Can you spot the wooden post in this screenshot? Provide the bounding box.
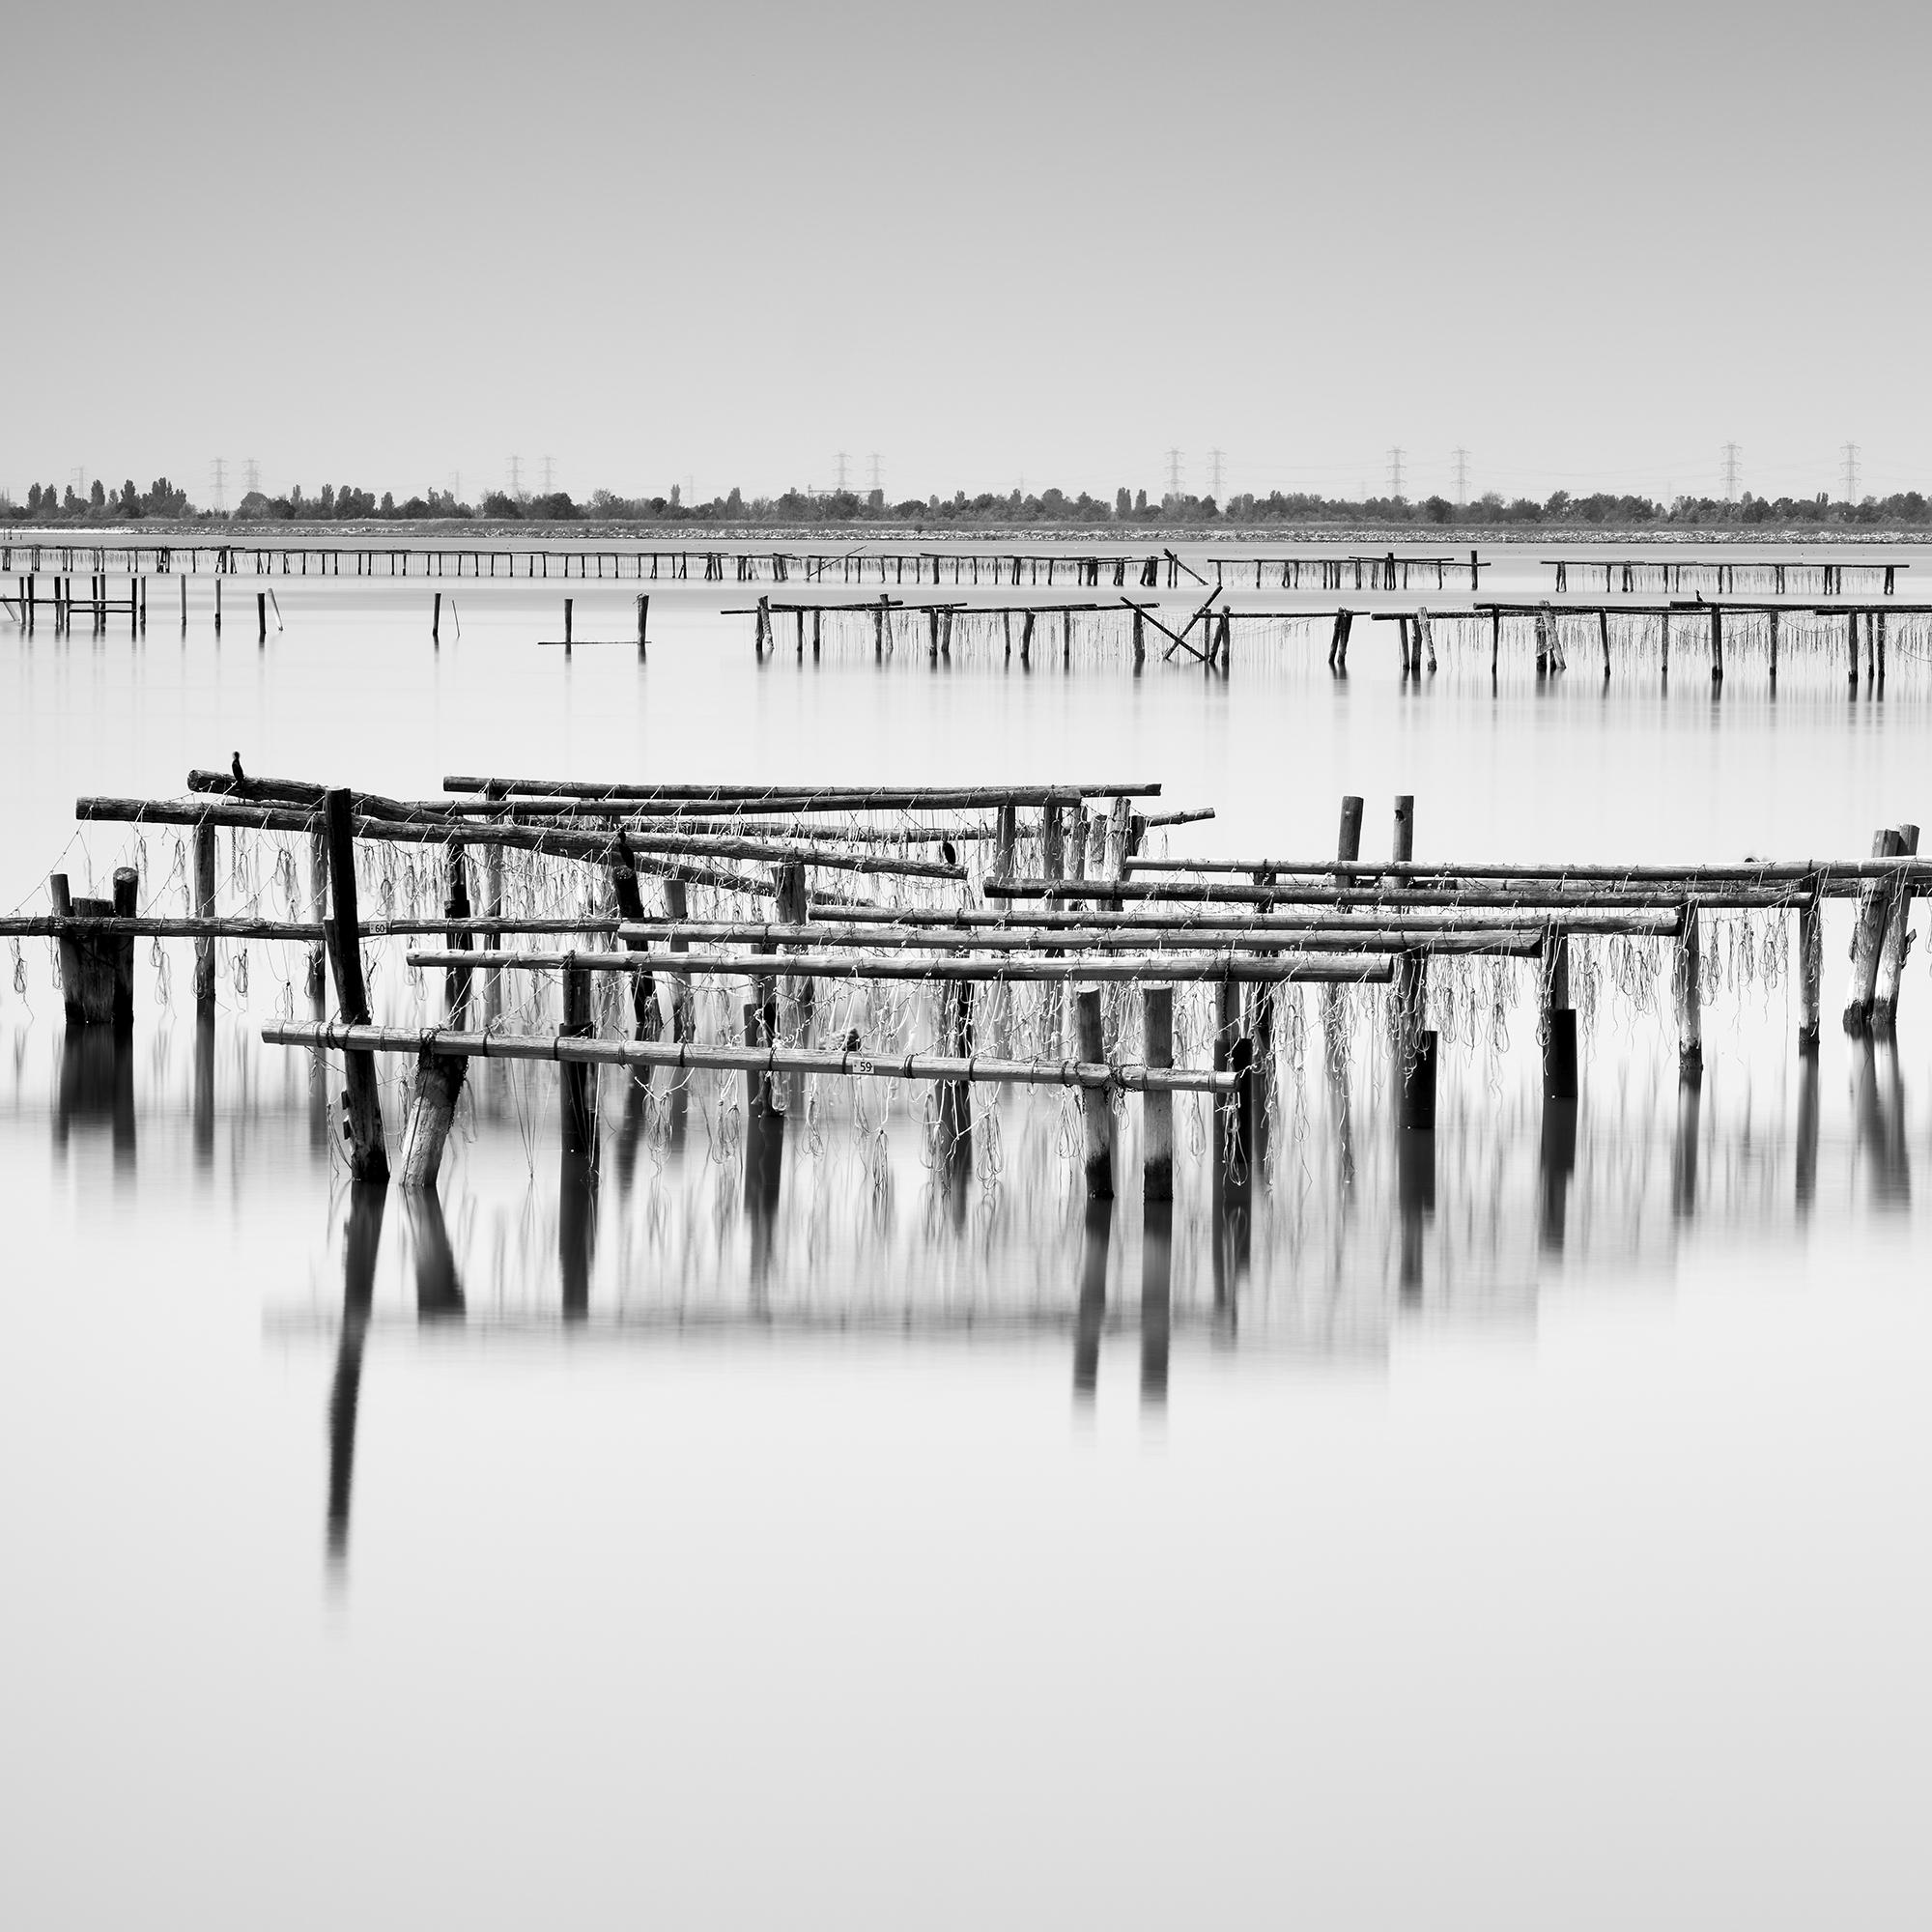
[559,959,598,1161]
[663,874,696,1039]
[1142,986,1174,1204]
[1797,878,1824,1052]
[257,591,267,643]
[1846,828,1908,1033]
[443,843,473,1024]
[564,596,574,652]
[306,827,328,998]
[1337,794,1364,863]
[1874,823,1919,1029]
[192,819,217,1012]
[214,578,221,633]
[775,859,812,1046]
[1848,611,1859,691]
[1673,899,1703,1080]
[936,980,974,1153]
[1710,606,1722,684]
[1541,926,1577,1100]
[433,591,441,642]
[637,592,650,660]
[1074,988,1114,1200]
[1599,610,1611,679]
[322,787,388,1182]
[1769,608,1778,684]
[610,864,660,1039]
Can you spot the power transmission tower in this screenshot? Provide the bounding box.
[1165,448,1182,497]
[244,458,260,496]
[1386,447,1406,497]
[868,452,882,494]
[834,451,850,492]
[1720,442,1742,500]
[1452,447,1470,506]
[1841,442,1861,502]
[541,455,554,493]
[1208,448,1225,497]
[450,472,461,501]
[509,455,522,496]
[210,458,226,513]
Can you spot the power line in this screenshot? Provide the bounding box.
[1451,447,1470,506]
[1386,447,1406,497]
[1841,442,1861,503]
[834,451,850,492]
[1208,448,1225,498]
[1720,442,1742,500]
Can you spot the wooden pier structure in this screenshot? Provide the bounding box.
[14,765,1925,1231]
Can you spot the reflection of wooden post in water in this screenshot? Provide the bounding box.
[1538,1101,1577,1255]
[407,1188,465,1320]
[1073,1199,1112,1400]
[559,1151,597,1321]
[1850,1039,1913,1208]
[55,1027,137,1167]
[193,1013,214,1170]
[327,1181,387,1570]
[1140,1202,1173,1406]
[1795,1051,1819,1218]
[1671,1078,1701,1221]
[1398,1128,1435,1305]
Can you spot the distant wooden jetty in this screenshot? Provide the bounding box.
[1545,556,1904,596]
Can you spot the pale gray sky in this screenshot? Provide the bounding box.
[5,0,1924,505]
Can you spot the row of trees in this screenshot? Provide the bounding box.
[11,480,1932,530]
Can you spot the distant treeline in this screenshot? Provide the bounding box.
[10,478,1932,531]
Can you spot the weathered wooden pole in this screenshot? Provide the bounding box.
[1846,827,1908,1033]
[637,592,650,660]
[1769,608,1779,684]
[1796,877,1824,1052]
[610,864,660,1038]
[322,787,388,1182]
[662,874,696,1039]
[192,819,217,1012]
[257,591,267,644]
[1074,987,1114,1199]
[1710,606,1722,684]
[1141,985,1174,1203]
[1541,925,1577,1100]
[1673,899,1703,1080]
[1873,823,1919,1029]
[559,959,598,1161]
[564,596,575,653]
[1337,794,1364,863]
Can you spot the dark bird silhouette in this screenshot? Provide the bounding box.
[843,1028,863,1053]
[231,753,245,788]
[941,839,957,867]
[615,826,635,867]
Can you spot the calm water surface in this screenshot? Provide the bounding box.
[4,543,1930,1927]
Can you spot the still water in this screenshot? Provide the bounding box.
[4,543,1930,1928]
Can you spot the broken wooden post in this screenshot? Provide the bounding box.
[192,819,217,1013]
[1846,828,1908,1034]
[1673,898,1703,1080]
[637,593,649,660]
[109,867,137,1033]
[1337,794,1364,863]
[1141,985,1174,1204]
[1074,987,1114,1199]
[322,786,388,1182]
[1874,823,1919,1029]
